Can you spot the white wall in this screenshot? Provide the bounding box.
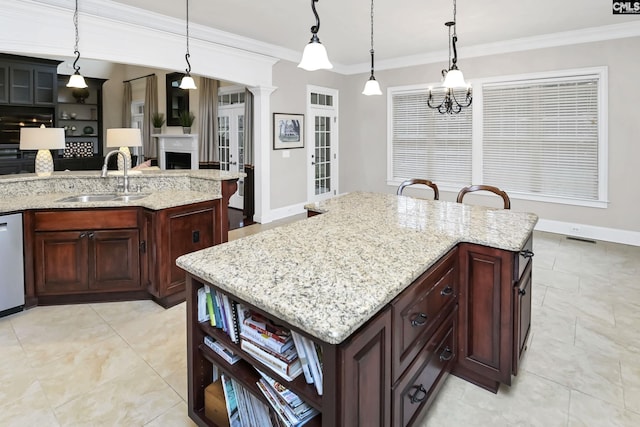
[339,37,640,238]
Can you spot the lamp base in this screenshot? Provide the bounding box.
[118,146,132,170]
[35,149,54,175]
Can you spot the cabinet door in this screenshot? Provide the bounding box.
[140,210,156,294]
[34,231,89,294]
[512,261,532,375]
[0,65,7,104]
[9,66,33,104]
[89,229,141,290]
[340,308,391,427]
[34,66,56,105]
[455,244,513,391]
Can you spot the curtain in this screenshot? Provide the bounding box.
[143,75,158,159]
[244,88,254,166]
[199,77,219,163]
[122,82,132,128]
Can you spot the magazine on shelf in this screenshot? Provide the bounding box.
[241,323,294,354]
[256,369,317,417]
[221,374,242,427]
[241,339,302,381]
[300,335,323,395]
[257,379,319,427]
[204,336,241,365]
[197,287,209,323]
[204,285,216,327]
[242,335,298,364]
[290,331,313,384]
[243,311,292,344]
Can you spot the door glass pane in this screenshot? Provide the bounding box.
[217,116,230,171]
[314,116,331,196]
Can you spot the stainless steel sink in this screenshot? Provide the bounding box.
[55,194,120,203]
[110,194,150,202]
[55,193,150,203]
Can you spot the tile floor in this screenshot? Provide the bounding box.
[0,224,638,426]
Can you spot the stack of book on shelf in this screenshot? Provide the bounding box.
[256,370,320,427]
[220,374,274,427]
[240,311,303,381]
[204,335,241,365]
[198,285,250,344]
[291,331,323,395]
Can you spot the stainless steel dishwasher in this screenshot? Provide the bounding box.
[0,213,25,317]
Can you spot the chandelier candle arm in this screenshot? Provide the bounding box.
[298,0,333,71]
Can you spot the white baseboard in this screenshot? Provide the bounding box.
[535,219,640,247]
[262,203,308,224]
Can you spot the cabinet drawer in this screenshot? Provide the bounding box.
[34,209,139,231]
[392,248,457,380]
[514,233,533,281]
[392,307,456,427]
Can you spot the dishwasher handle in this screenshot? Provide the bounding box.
[0,222,7,232]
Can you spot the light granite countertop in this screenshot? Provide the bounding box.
[177,192,538,345]
[0,169,242,214]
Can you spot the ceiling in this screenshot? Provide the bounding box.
[110,0,640,67]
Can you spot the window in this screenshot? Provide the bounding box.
[388,86,472,186]
[388,67,607,207]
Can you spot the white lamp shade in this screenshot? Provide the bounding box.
[19,127,65,150]
[179,75,197,90]
[106,128,142,148]
[298,41,333,71]
[362,78,382,96]
[66,73,88,89]
[442,69,467,88]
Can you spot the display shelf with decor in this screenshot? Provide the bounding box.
[56,75,106,158]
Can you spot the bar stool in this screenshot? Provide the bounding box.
[456,185,511,209]
[396,179,439,200]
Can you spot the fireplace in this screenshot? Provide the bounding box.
[156,134,199,170]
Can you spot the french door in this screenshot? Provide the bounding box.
[217,105,245,209]
[307,86,339,202]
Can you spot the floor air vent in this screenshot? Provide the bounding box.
[566,236,596,244]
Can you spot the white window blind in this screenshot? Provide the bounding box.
[483,77,600,201]
[390,89,472,185]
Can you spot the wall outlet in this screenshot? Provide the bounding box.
[569,225,581,234]
[192,230,200,243]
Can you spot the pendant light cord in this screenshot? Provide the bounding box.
[72,0,81,72]
[369,0,375,75]
[185,0,192,74]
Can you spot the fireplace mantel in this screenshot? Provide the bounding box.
[154,134,199,170]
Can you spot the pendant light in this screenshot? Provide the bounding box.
[362,0,382,96]
[427,0,472,114]
[66,0,88,89]
[298,0,333,71]
[179,0,197,90]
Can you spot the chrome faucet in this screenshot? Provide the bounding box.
[101,150,130,193]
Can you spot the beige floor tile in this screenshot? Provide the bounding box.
[54,363,182,426]
[620,355,640,414]
[543,287,616,326]
[163,366,189,402]
[145,401,197,427]
[0,380,60,426]
[33,334,149,408]
[530,304,576,345]
[568,390,640,427]
[90,299,166,326]
[535,267,580,292]
[525,335,624,407]
[575,316,640,360]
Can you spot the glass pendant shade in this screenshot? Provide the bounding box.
[67,72,88,88]
[298,41,333,71]
[442,69,467,88]
[179,74,197,90]
[362,77,382,96]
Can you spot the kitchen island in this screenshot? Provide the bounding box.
[177,192,538,426]
[0,169,241,308]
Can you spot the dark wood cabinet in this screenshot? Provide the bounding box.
[0,54,59,106]
[90,229,140,291]
[0,65,7,103]
[143,201,216,307]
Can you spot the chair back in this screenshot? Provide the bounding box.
[456,185,511,209]
[397,179,439,200]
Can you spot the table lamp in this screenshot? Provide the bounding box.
[106,128,142,170]
[19,125,66,175]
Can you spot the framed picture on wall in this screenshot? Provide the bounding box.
[273,113,304,149]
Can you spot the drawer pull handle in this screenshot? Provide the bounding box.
[519,249,534,258]
[439,346,453,362]
[88,232,95,240]
[410,313,428,327]
[408,384,427,404]
[440,286,453,296]
[519,288,526,296]
[79,232,87,238]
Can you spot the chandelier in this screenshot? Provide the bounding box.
[427,0,472,114]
